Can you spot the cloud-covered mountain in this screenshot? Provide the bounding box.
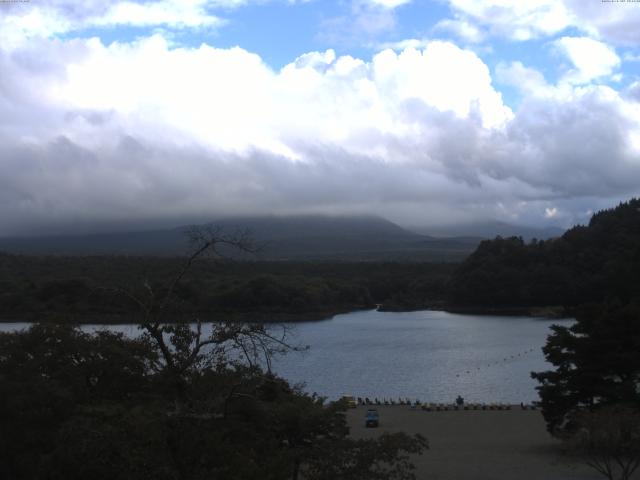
[0,215,481,260]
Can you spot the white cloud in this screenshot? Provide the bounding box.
[433,18,485,44]
[495,61,553,97]
[370,43,512,129]
[443,0,640,45]
[0,0,228,45]
[367,0,412,8]
[445,0,573,41]
[623,52,640,62]
[94,1,225,29]
[39,36,509,154]
[544,207,558,218]
[377,38,431,51]
[564,0,640,46]
[1,33,640,234]
[319,1,400,44]
[555,36,620,85]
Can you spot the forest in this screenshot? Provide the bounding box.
[0,256,453,322]
[449,198,640,310]
[2,199,640,322]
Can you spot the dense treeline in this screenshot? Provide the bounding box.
[449,198,640,308]
[0,255,453,321]
[4,198,640,320]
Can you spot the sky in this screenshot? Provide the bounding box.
[1,0,640,236]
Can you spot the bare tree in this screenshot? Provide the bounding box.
[111,225,302,382]
[568,405,640,480]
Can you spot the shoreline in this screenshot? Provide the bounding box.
[440,304,573,319]
[0,307,366,325]
[0,304,575,324]
[380,303,574,319]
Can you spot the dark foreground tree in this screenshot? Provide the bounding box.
[0,226,427,479]
[532,303,640,479]
[532,303,640,435]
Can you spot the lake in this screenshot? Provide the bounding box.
[0,309,569,404]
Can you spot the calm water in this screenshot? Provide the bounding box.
[0,309,569,403]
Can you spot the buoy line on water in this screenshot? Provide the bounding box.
[453,347,538,379]
[353,397,537,411]
[345,347,541,412]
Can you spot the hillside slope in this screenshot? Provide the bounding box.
[0,215,480,261]
[449,198,640,308]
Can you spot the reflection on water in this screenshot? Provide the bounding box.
[0,309,570,403]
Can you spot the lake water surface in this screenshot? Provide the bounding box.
[270,309,568,403]
[0,309,569,403]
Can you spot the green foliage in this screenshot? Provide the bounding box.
[0,257,453,320]
[0,323,427,479]
[531,304,640,434]
[0,324,157,479]
[303,432,428,480]
[450,198,640,308]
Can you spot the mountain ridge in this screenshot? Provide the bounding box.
[0,214,479,260]
[0,215,572,261]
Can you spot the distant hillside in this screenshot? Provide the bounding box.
[449,198,640,308]
[410,221,564,241]
[0,215,480,261]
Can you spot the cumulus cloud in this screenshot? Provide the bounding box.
[555,36,621,85]
[494,86,640,198]
[0,30,640,235]
[443,0,640,46]
[564,0,640,46]
[445,0,573,41]
[495,61,553,97]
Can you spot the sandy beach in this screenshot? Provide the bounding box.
[347,405,638,480]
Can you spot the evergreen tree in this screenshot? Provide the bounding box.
[532,304,640,434]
